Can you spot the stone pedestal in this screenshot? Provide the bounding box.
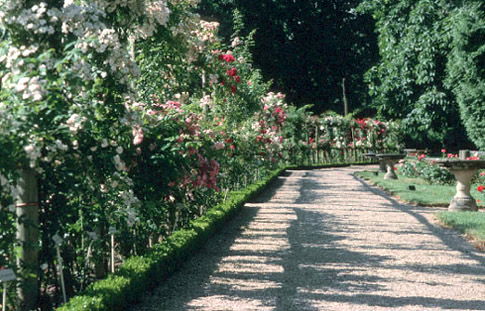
[448,168,478,211]
[379,160,387,173]
[376,154,405,180]
[383,159,399,179]
[363,152,388,173]
[432,157,485,211]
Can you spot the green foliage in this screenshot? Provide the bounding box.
[198,0,379,115]
[358,0,471,150]
[446,1,485,150]
[57,166,284,311]
[399,156,455,185]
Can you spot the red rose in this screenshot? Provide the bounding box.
[230,84,237,93]
[226,68,237,76]
[478,185,484,192]
[222,54,235,62]
[234,75,241,83]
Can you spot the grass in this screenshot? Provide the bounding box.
[355,169,485,249]
[354,170,456,206]
[437,212,485,249]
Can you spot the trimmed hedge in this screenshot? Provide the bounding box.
[57,162,371,310]
[57,166,285,311]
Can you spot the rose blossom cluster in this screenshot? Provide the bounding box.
[0,0,176,227]
[252,92,288,162]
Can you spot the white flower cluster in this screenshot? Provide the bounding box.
[134,1,171,39]
[199,95,212,108]
[1,2,56,35]
[261,92,286,106]
[188,20,219,57]
[14,76,46,101]
[231,36,242,48]
[24,142,42,169]
[65,113,87,135]
[0,0,179,224]
[1,0,172,87]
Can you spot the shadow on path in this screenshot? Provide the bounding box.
[272,170,485,310]
[133,169,485,311]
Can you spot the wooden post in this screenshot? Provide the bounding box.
[1,268,16,311]
[315,125,319,164]
[16,168,39,311]
[108,227,118,274]
[2,282,6,311]
[342,78,349,116]
[94,224,107,279]
[52,234,66,304]
[55,246,66,304]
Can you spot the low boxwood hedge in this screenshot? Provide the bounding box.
[57,162,370,310]
[57,166,285,311]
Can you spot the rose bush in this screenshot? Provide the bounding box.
[0,1,404,309]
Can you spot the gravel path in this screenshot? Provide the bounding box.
[133,166,485,311]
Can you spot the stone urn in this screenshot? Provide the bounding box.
[375,153,406,180]
[432,157,485,211]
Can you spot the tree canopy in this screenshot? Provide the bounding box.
[198,0,379,115]
[357,0,473,149]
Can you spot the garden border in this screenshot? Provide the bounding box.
[57,162,369,310]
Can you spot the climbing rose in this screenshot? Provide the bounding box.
[226,68,237,76]
[221,54,235,62]
[133,127,144,145]
[478,185,484,192]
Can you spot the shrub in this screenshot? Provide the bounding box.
[398,155,455,185]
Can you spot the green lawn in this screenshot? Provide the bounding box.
[354,170,456,206]
[355,170,485,248]
[437,212,485,242]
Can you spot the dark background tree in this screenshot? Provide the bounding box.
[199,0,484,151]
[198,0,379,116]
[357,0,473,150]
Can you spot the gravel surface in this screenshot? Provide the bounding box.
[133,166,485,311]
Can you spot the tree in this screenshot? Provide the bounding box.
[198,0,379,115]
[358,0,473,150]
[446,1,485,150]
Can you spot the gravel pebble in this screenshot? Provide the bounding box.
[133,166,485,311]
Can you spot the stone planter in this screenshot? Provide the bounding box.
[432,158,485,211]
[375,154,406,180]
